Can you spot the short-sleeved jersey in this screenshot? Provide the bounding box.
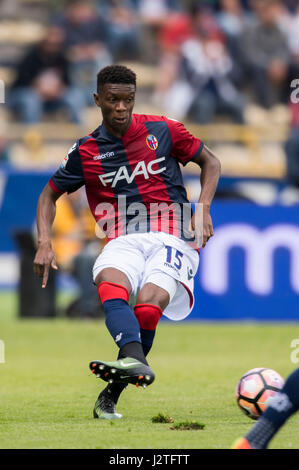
[49,114,204,242]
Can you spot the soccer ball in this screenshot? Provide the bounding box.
[235,367,285,420]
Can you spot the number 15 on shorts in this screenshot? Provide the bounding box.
[165,245,183,270]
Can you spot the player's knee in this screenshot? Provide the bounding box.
[94,268,131,292]
[98,281,129,304]
[137,284,170,311]
[134,304,162,330]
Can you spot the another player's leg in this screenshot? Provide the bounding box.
[233,368,299,449]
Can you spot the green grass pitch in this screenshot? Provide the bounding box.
[0,291,298,449]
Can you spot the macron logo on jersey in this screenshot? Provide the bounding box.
[99,157,166,188]
[93,151,115,161]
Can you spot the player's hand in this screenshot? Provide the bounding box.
[201,209,214,248]
[33,241,58,288]
[189,203,214,249]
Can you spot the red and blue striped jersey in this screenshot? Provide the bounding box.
[49,114,204,241]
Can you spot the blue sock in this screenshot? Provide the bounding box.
[278,368,299,408]
[246,368,299,448]
[103,298,141,349]
[140,329,156,357]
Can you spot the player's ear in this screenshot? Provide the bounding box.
[94,92,101,107]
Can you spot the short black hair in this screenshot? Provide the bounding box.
[97,65,136,92]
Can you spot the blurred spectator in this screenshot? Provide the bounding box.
[217,0,254,37]
[153,11,194,100]
[286,8,299,59]
[155,7,245,123]
[137,0,183,63]
[0,0,18,18]
[54,0,112,105]
[216,0,256,85]
[281,0,298,13]
[8,26,85,124]
[216,0,254,59]
[239,0,290,108]
[97,0,141,60]
[138,0,182,23]
[158,10,194,51]
[276,2,299,63]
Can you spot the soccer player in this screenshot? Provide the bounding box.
[233,368,299,449]
[33,65,221,419]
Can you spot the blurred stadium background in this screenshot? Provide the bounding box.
[0,0,299,322]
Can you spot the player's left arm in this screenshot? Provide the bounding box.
[191,144,221,248]
[164,116,221,247]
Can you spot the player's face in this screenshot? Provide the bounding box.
[94,83,136,136]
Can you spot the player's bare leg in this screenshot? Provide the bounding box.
[134,282,169,357]
[136,282,170,311]
[95,267,131,292]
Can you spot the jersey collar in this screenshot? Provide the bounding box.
[97,114,137,141]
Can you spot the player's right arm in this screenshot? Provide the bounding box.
[33,140,85,288]
[33,183,61,288]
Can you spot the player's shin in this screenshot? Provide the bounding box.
[134,304,162,356]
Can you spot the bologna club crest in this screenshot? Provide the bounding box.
[146,134,158,150]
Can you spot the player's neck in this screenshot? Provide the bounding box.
[103,117,133,139]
